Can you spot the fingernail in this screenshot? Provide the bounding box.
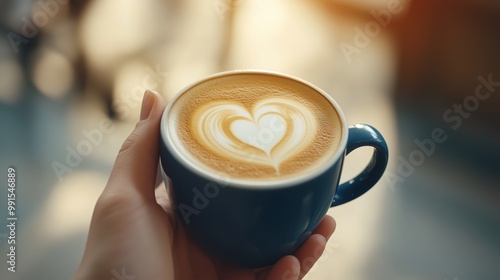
[140,90,156,120]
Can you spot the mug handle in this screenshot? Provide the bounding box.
[331,124,389,207]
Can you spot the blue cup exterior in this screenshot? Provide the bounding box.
[159,71,389,268]
[160,140,344,268]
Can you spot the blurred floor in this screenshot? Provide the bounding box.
[0,0,499,279]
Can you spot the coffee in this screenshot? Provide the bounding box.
[167,73,343,181]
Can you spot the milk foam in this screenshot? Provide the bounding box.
[168,73,343,181]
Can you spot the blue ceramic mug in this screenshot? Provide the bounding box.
[160,70,388,268]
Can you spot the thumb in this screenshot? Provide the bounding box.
[105,90,167,200]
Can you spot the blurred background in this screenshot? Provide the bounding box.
[0,0,499,279]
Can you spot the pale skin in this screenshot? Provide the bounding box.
[73,91,336,280]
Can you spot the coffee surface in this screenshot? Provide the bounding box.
[168,73,342,181]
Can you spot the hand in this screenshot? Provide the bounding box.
[73,90,336,280]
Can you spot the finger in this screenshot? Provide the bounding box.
[104,90,166,200]
[313,215,336,238]
[261,255,300,280]
[257,216,336,280]
[294,234,327,279]
[293,216,336,279]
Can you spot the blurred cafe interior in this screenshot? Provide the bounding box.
[0,0,499,279]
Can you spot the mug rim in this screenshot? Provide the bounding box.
[160,70,348,189]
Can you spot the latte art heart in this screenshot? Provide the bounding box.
[230,113,286,156]
[195,98,317,171]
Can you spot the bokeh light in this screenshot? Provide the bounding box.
[31,49,74,99]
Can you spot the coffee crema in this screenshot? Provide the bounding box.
[168,73,343,181]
